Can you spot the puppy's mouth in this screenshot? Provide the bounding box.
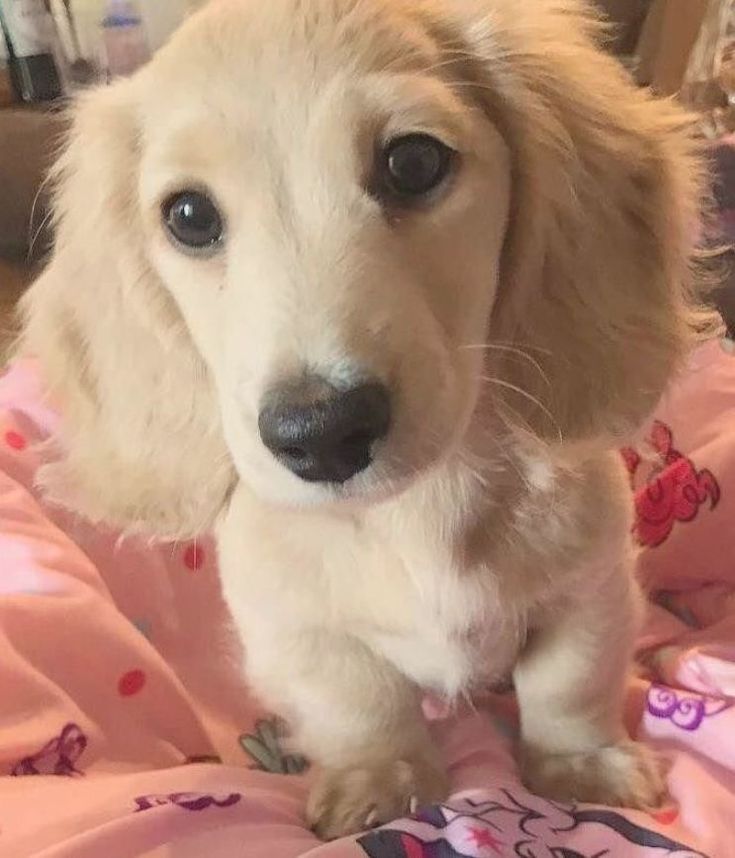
[257,374,392,488]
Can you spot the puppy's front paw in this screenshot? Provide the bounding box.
[521,740,666,809]
[307,754,449,841]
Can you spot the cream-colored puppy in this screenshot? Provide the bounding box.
[21,0,717,841]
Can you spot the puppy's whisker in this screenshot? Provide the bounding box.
[459,342,550,388]
[491,340,552,356]
[461,423,535,497]
[27,210,54,263]
[457,455,492,491]
[27,170,55,261]
[412,55,475,78]
[381,51,469,77]
[479,375,563,443]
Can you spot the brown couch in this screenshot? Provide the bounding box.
[597,0,652,56]
[0,108,64,263]
[0,108,65,354]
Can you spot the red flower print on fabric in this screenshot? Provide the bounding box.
[622,421,720,548]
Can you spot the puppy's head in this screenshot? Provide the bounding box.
[21,0,717,535]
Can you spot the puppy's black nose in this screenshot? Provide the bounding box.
[258,378,391,484]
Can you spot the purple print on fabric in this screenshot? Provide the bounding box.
[134,792,242,813]
[358,791,708,858]
[646,685,732,731]
[11,723,87,777]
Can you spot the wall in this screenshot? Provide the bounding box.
[140,0,196,50]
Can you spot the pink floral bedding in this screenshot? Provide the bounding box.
[0,340,734,858]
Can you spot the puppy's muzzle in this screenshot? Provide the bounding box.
[258,376,391,483]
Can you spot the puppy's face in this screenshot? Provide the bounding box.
[26,0,709,535]
[136,2,511,507]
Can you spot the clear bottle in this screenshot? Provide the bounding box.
[101,0,149,80]
[47,0,98,89]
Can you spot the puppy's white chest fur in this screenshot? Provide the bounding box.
[217,472,525,698]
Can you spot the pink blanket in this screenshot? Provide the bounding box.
[1,341,734,858]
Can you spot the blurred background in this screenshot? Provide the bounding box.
[0,1,198,87]
[1,0,735,356]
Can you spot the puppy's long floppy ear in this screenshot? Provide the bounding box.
[438,0,721,443]
[19,82,234,538]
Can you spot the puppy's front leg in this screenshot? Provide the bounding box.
[514,556,665,809]
[246,630,448,840]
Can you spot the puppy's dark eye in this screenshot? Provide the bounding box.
[379,134,454,200]
[162,190,223,250]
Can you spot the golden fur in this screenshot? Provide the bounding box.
[20,0,719,839]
